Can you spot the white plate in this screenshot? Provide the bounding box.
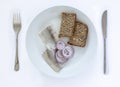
[26,6,98,78]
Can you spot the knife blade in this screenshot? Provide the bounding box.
[102,10,107,39]
[102,10,107,74]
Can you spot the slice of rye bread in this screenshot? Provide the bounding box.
[68,22,88,47]
[59,13,76,37]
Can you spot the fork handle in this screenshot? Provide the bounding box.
[14,34,19,71]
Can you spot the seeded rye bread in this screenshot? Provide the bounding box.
[68,22,88,47]
[59,13,76,37]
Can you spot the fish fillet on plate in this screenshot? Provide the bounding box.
[39,26,57,50]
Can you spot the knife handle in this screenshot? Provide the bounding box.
[104,38,107,74]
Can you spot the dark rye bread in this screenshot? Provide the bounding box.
[59,13,76,37]
[68,22,88,47]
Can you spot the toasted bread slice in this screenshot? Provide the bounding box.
[59,13,76,37]
[68,22,88,47]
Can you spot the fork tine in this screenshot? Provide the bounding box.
[13,12,21,23]
[13,13,16,23]
[13,13,18,23]
[18,12,21,23]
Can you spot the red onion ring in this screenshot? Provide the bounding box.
[56,40,65,50]
[55,50,68,63]
[56,50,64,58]
[62,45,74,59]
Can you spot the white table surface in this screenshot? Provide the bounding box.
[0,0,120,87]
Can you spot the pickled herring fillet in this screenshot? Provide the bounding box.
[39,26,56,49]
[42,49,62,72]
[47,26,59,42]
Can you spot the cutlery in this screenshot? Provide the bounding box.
[102,10,107,74]
[13,12,21,71]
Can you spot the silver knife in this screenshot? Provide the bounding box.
[102,10,107,74]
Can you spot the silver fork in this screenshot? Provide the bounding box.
[13,12,22,71]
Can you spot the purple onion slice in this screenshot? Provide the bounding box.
[55,50,68,63]
[56,40,65,50]
[56,50,64,58]
[62,45,74,59]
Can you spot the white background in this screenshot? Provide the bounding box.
[0,0,120,87]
